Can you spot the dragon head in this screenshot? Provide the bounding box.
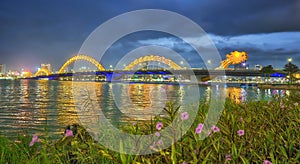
[226,51,248,64]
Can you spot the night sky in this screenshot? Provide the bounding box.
[1,0,300,72]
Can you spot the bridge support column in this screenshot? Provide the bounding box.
[105,73,113,82]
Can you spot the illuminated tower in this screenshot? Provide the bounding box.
[0,64,6,74]
[41,63,52,73]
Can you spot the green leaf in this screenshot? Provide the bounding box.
[202,150,212,164]
[232,143,238,158]
[279,146,288,159]
[171,143,177,164]
[119,140,127,164]
[240,156,249,164]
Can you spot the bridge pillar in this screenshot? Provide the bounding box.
[105,73,113,82]
[105,72,125,82]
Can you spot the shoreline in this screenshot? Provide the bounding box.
[258,84,300,90]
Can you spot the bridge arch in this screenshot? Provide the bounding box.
[35,68,51,77]
[124,55,183,70]
[58,54,105,74]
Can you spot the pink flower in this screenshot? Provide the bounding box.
[212,125,220,133]
[195,123,203,134]
[181,112,189,120]
[207,131,212,137]
[182,162,188,164]
[150,145,155,150]
[29,134,40,147]
[294,102,298,106]
[156,122,163,130]
[280,101,284,109]
[157,139,163,145]
[225,154,231,161]
[155,132,160,137]
[132,122,137,126]
[65,129,74,137]
[264,160,272,164]
[272,90,277,95]
[281,90,285,95]
[237,130,244,136]
[194,149,199,154]
[239,117,243,122]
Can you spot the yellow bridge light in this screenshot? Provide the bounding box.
[58,54,105,74]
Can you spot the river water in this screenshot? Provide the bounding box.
[0,80,283,139]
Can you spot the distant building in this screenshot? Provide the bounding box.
[0,64,6,74]
[41,63,52,73]
[79,66,89,72]
[254,64,262,71]
[7,70,20,76]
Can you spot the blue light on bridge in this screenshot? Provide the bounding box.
[270,72,285,77]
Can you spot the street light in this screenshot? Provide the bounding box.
[287,58,292,84]
[207,60,212,70]
[109,65,113,70]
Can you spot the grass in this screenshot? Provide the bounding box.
[1,90,299,163]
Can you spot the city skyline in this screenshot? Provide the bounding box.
[0,0,300,72]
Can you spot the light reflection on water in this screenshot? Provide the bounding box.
[0,80,284,139]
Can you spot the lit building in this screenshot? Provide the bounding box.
[7,70,20,76]
[41,63,52,73]
[254,64,262,70]
[0,64,6,74]
[79,66,89,72]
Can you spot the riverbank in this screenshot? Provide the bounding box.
[258,83,300,90]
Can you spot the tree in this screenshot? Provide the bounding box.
[284,62,299,83]
[284,62,299,74]
[261,65,274,81]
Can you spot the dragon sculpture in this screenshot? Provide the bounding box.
[201,51,248,81]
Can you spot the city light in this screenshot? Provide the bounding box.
[288,58,292,62]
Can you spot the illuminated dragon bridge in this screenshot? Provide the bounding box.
[201,51,248,81]
[58,54,105,74]
[35,68,51,77]
[124,55,183,70]
[218,51,248,69]
[33,51,247,78]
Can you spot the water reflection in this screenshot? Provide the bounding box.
[226,87,244,103]
[0,80,289,139]
[73,83,183,123]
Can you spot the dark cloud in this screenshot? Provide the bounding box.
[0,0,299,71]
[185,0,300,35]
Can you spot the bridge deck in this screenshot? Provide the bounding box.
[36,69,263,77]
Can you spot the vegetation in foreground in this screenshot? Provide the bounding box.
[1,91,300,164]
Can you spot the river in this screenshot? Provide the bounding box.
[0,79,284,139]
